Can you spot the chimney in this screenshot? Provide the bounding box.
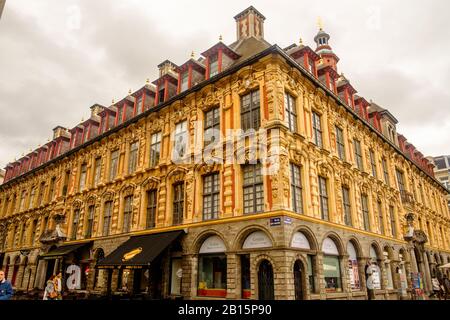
[53,126,70,140]
[234,6,265,41]
[90,104,106,117]
[157,60,178,77]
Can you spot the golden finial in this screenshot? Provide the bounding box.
[190,51,195,58]
[317,17,324,30]
[299,37,303,45]
[128,89,132,95]
[219,35,223,41]
[47,138,50,142]
[81,117,84,122]
[146,78,150,84]
[112,98,115,104]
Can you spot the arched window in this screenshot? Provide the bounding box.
[347,242,361,290]
[322,237,342,292]
[198,235,227,298]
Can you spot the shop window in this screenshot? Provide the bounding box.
[347,242,361,290]
[241,255,251,299]
[307,255,316,293]
[322,237,342,293]
[170,258,183,295]
[198,236,227,298]
[368,245,382,290]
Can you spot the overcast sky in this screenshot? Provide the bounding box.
[0,0,449,169]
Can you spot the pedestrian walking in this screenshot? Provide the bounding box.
[443,275,450,300]
[429,277,442,300]
[0,270,14,300]
[54,272,63,300]
[366,272,375,300]
[43,275,57,300]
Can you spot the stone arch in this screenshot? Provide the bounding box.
[398,247,410,262]
[369,241,382,260]
[289,226,318,251]
[253,254,278,273]
[86,195,97,207]
[346,237,363,258]
[101,190,115,202]
[191,230,229,254]
[382,244,395,259]
[320,232,345,255]
[233,225,275,251]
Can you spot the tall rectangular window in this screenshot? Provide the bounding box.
[30,219,38,245]
[209,55,219,77]
[318,176,329,220]
[150,132,162,167]
[312,112,323,148]
[128,141,139,174]
[109,150,119,181]
[242,163,264,214]
[203,173,220,220]
[342,187,352,226]
[180,71,189,91]
[396,169,405,193]
[103,201,113,236]
[335,126,345,161]
[382,158,390,186]
[93,158,101,187]
[19,190,26,212]
[369,150,377,178]
[63,170,70,196]
[389,206,396,237]
[72,209,80,240]
[28,187,36,209]
[240,90,261,131]
[290,163,303,214]
[173,183,184,225]
[377,201,385,235]
[361,195,370,231]
[48,177,56,202]
[123,196,133,233]
[146,190,157,229]
[79,163,87,191]
[284,93,297,132]
[353,140,363,170]
[174,121,188,158]
[204,108,220,147]
[86,205,95,238]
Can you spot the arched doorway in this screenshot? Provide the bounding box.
[293,260,305,300]
[258,260,274,300]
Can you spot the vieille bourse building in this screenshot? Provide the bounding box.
[0,7,449,300]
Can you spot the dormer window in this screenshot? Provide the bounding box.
[308,58,315,74]
[117,107,123,125]
[158,87,165,103]
[136,95,143,115]
[180,72,189,92]
[209,55,219,78]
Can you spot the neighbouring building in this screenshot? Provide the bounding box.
[0,169,4,185]
[0,7,449,300]
[427,155,450,209]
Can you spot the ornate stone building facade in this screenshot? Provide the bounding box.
[0,7,449,300]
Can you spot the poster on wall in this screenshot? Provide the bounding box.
[348,260,360,290]
[370,265,381,290]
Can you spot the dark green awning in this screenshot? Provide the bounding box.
[96,230,184,269]
[39,242,91,260]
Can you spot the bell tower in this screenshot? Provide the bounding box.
[234,6,265,41]
[314,18,340,72]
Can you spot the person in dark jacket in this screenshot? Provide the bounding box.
[0,270,14,300]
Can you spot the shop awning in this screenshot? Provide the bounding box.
[96,230,184,269]
[39,242,92,260]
